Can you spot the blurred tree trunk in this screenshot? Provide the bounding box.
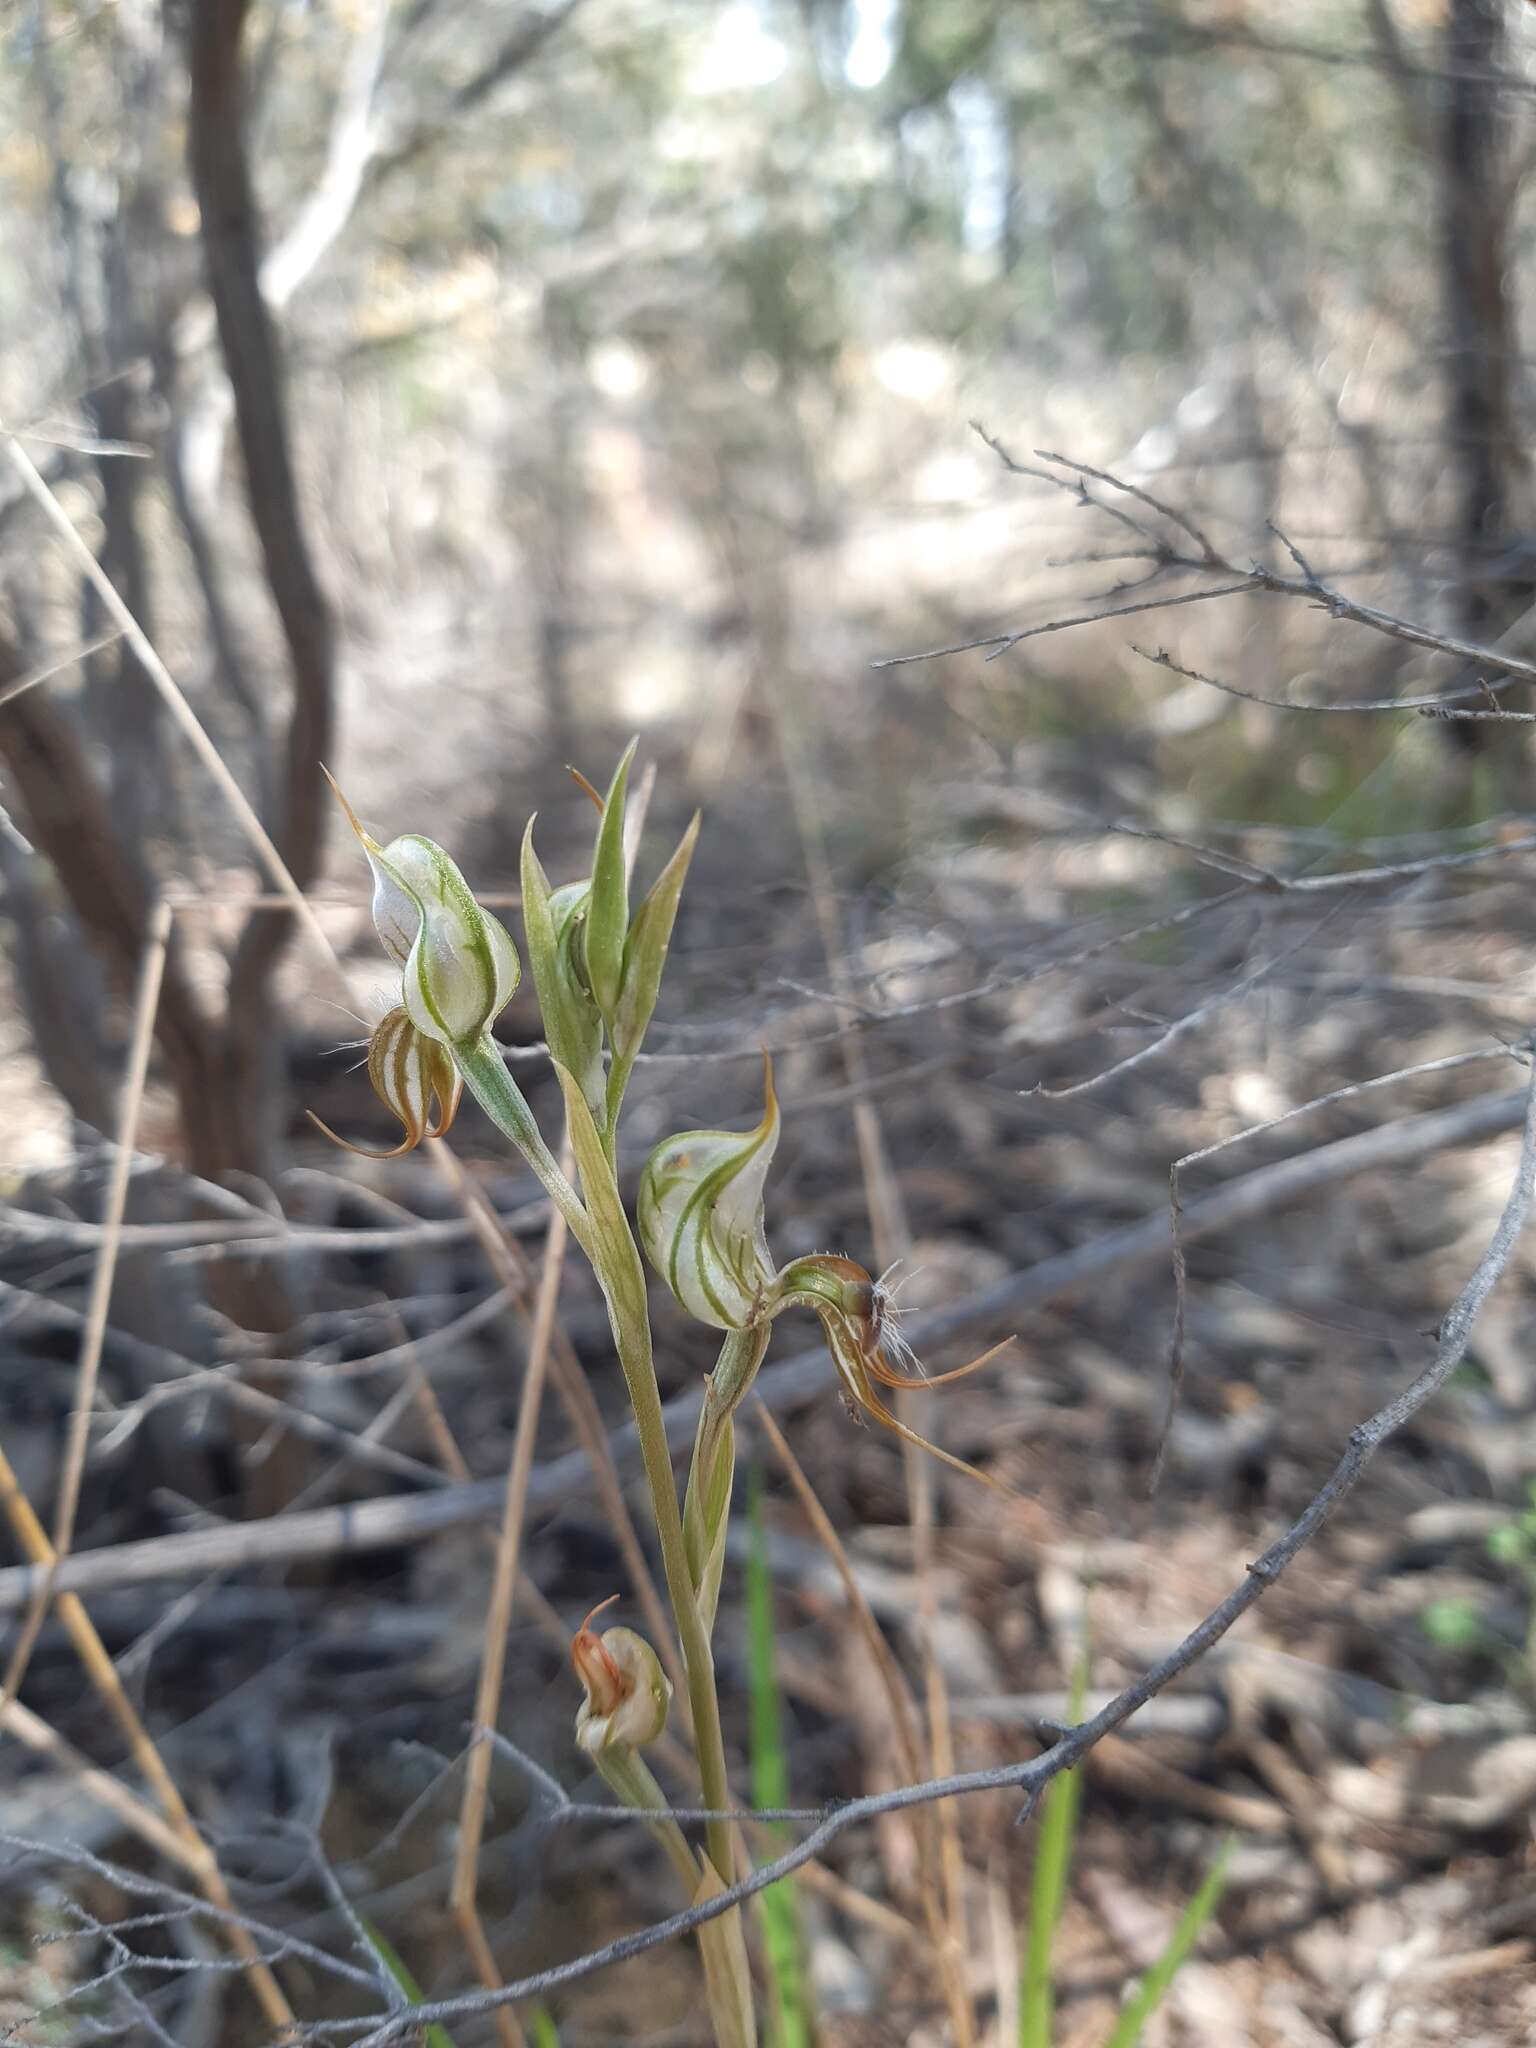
[1442,0,1529,751]
[2,0,345,1520]
[187,0,336,1188]
[89,365,174,856]
[186,0,341,1513]
[0,827,114,1138]
[156,342,275,824]
[0,660,243,1177]
[505,288,585,757]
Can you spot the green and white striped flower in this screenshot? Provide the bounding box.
[637,1057,780,1331]
[325,769,521,1048]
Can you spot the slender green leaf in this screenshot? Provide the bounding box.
[529,2007,562,2048]
[585,739,637,1022]
[519,816,560,995]
[520,819,605,1123]
[1101,1836,1233,2048]
[358,1920,460,2048]
[748,1470,812,2048]
[1019,1656,1088,2048]
[549,1059,650,1344]
[609,809,701,1116]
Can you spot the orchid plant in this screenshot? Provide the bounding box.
[319,746,1007,2045]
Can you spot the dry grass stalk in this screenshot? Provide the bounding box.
[2,1696,195,1870]
[987,1851,1021,2047]
[2,897,171,1709]
[448,1140,573,2048]
[776,711,979,2047]
[754,1400,972,2030]
[0,1437,294,2027]
[403,1342,584,1658]
[753,1404,926,1775]
[0,429,332,957]
[404,1351,475,1481]
[0,627,125,709]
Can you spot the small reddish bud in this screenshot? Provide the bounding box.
[572,1602,672,1756]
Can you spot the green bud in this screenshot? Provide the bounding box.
[583,739,637,1024]
[637,1057,779,1331]
[571,1607,672,1756]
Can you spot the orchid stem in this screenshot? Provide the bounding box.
[454,1034,595,1258]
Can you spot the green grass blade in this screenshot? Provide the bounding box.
[529,2005,562,2047]
[1101,1835,1233,2048]
[1019,1657,1089,2048]
[357,1919,460,2048]
[748,1468,813,2048]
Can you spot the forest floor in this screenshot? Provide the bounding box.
[5,696,1536,2047]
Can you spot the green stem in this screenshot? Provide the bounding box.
[709,1322,773,1419]
[687,1326,771,1555]
[684,1325,771,1637]
[606,1277,738,1885]
[461,1032,753,2032]
[594,1745,702,1895]
[454,1034,594,1256]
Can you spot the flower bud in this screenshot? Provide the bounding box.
[308,1005,462,1157]
[637,1057,779,1330]
[572,1607,672,1756]
[326,771,521,1046]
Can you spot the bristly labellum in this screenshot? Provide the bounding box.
[309,1003,462,1157]
[773,1252,1016,1492]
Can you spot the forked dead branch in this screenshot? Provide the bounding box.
[876,434,1536,715]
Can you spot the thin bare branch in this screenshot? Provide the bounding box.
[1033,445,1224,565]
[870,578,1256,669]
